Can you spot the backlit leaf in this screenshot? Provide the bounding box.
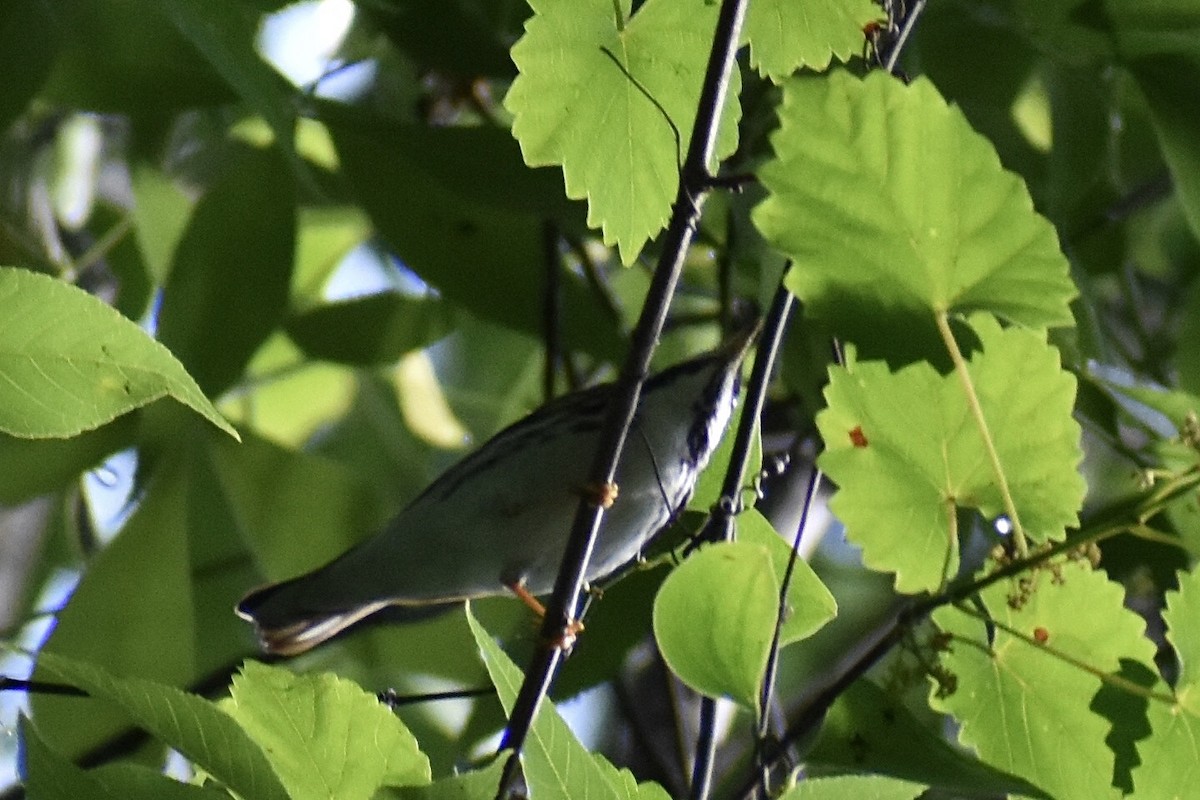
[930,561,1156,800]
[506,0,741,264]
[817,314,1084,593]
[754,71,1074,363]
[0,267,235,439]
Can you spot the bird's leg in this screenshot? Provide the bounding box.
[507,580,585,649]
[579,480,619,508]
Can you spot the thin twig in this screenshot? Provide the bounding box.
[494,0,751,795]
[690,284,793,800]
[755,463,820,799]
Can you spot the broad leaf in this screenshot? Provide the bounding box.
[506,0,741,264]
[0,267,235,439]
[777,774,926,799]
[324,117,623,359]
[0,417,135,503]
[930,561,1156,800]
[754,71,1074,363]
[653,540,778,709]
[285,293,454,366]
[31,459,198,758]
[1118,54,1200,242]
[465,607,623,800]
[161,0,297,154]
[20,717,227,800]
[817,314,1084,593]
[1130,565,1200,796]
[808,681,1049,798]
[226,662,430,799]
[374,759,507,800]
[0,0,58,132]
[33,652,290,800]
[737,509,837,647]
[744,0,882,78]
[157,143,296,397]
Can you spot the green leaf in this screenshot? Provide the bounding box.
[226,661,430,800]
[157,143,296,397]
[1119,55,1200,242]
[744,0,882,78]
[464,606,623,800]
[324,117,623,360]
[160,0,297,154]
[505,0,741,264]
[130,162,193,284]
[210,429,386,582]
[0,267,236,439]
[776,774,926,799]
[808,680,1050,798]
[31,458,198,758]
[930,561,1157,800]
[374,758,506,800]
[737,509,837,647]
[0,0,59,132]
[1131,565,1200,795]
[20,717,230,800]
[653,540,777,709]
[285,293,454,366]
[0,417,135,503]
[39,0,234,111]
[816,314,1084,593]
[754,71,1075,363]
[33,652,291,800]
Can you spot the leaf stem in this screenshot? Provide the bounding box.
[950,603,1177,706]
[934,311,1029,557]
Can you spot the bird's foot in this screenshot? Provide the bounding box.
[508,581,584,650]
[578,480,619,509]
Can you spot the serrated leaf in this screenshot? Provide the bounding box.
[0,267,236,439]
[653,540,777,709]
[506,0,741,264]
[20,717,229,800]
[744,0,883,78]
[930,561,1156,800]
[777,774,926,799]
[737,509,838,646]
[226,661,430,800]
[465,606,623,800]
[817,314,1084,593]
[33,652,290,800]
[754,71,1074,362]
[1131,566,1200,795]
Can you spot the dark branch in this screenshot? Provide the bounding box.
[494,0,752,796]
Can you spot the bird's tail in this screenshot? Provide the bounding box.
[235,576,386,656]
[236,576,454,656]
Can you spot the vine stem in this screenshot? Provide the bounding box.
[494,0,750,795]
[934,311,1029,557]
[949,604,1177,706]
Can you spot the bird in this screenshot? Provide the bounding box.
[236,323,760,655]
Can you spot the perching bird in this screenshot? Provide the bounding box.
[237,324,759,655]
